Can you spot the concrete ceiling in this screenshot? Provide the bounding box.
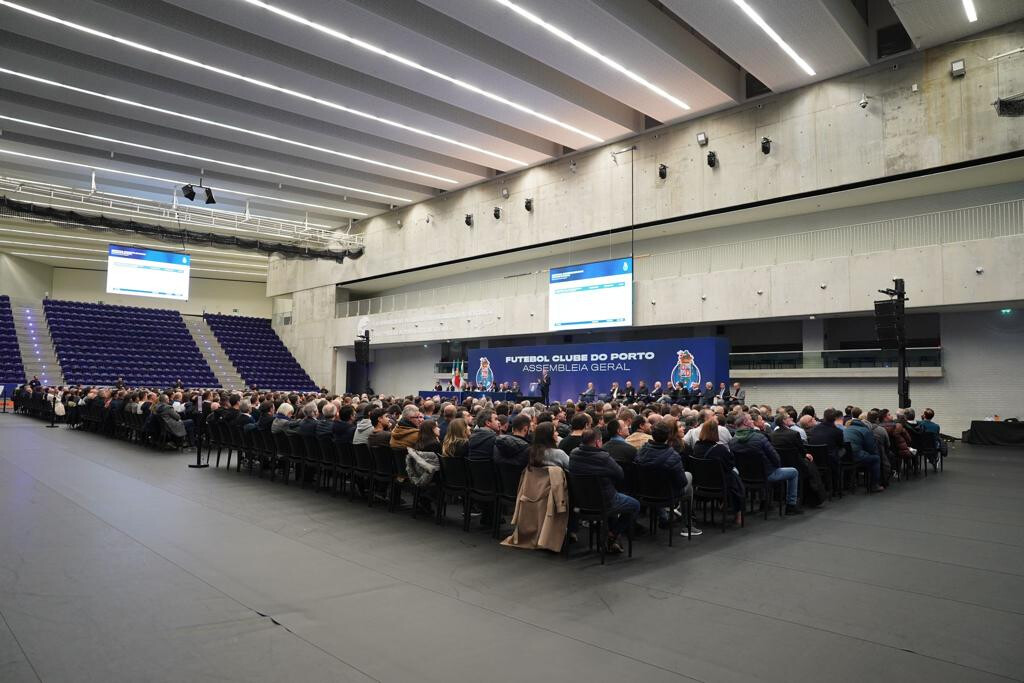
[0,0,1017,257]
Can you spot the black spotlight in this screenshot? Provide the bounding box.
[464,213,473,227]
[524,197,533,212]
[204,187,216,204]
[493,206,501,220]
[761,137,771,155]
[180,184,196,201]
[658,163,667,180]
[706,151,718,168]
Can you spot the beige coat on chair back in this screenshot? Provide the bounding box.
[501,465,568,552]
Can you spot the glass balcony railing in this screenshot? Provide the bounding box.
[729,347,942,370]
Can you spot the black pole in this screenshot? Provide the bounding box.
[46,394,58,428]
[188,395,208,468]
[361,330,371,395]
[1,386,6,414]
[894,278,910,409]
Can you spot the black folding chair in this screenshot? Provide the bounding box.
[566,474,633,564]
[352,443,374,501]
[635,465,691,545]
[467,459,500,537]
[806,443,833,500]
[436,455,470,529]
[692,454,744,529]
[495,462,525,536]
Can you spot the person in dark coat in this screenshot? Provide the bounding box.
[568,429,639,553]
[693,419,744,525]
[467,409,500,461]
[729,413,802,515]
[493,414,531,468]
[807,408,845,472]
[771,413,826,507]
[603,419,638,465]
[635,422,700,536]
[844,410,883,492]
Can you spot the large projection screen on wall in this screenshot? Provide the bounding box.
[548,257,633,331]
[106,244,191,301]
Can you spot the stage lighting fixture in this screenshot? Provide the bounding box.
[696,132,708,146]
[493,206,501,219]
[706,151,717,168]
[524,197,533,212]
[465,213,473,227]
[761,137,771,154]
[181,184,196,201]
[657,163,667,179]
[204,187,216,204]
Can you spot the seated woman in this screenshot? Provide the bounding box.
[414,419,441,454]
[693,419,745,526]
[527,421,569,469]
[441,418,470,458]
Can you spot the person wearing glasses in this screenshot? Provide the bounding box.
[390,404,424,449]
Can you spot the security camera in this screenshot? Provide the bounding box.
[976,266,984,274]
[858,94,869,109]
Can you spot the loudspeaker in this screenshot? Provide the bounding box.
[354,339,370,364]
[874,299,904,349]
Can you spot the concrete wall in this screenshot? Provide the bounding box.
[49,268,273,317]
[0,253,52,300]
[268,21,1024,296]
[739,309,1024,436]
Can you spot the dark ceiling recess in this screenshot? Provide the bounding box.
[745,72,771,99]
[877,23,913,58]
[643,115,663,129]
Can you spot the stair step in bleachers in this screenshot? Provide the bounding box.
[204,313,317,391]
[44,299,220,387]
[0,295,27,386]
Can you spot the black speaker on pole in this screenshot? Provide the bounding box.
[354,339,370,364]
[874,299,905,349]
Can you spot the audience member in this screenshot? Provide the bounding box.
[568,429,639,554]
[729,413,802,515]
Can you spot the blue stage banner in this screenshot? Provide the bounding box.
[468,337,730,403]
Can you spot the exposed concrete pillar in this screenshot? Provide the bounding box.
[803,318,825,351]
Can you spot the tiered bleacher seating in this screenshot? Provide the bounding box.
[0,295,26,385]
[45,299,219,387]
[204,313,317,391]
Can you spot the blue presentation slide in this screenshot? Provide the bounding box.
[548,257,632,331]
[106,244,191,301]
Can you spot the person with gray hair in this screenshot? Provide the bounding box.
[293,400,320,437]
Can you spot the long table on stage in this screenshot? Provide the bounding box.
[962,420,1024,447]
[418,390,536,402]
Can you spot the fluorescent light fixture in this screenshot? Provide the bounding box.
[0,0,529,167]
[962,0,978,22]
[730,0,816,76]
[0,147,366,216]
[0,240,267,268]
[0,228,270,258]
[7,251,266,276]
[0,114,411,203]
[491,0,689,110]
[241,0,603,144]
[0,67,459,185]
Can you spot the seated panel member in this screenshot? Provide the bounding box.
[623,380,636,403]
[579,382,596,403]
[608,381,622,401]
[699,381,716,406]
[636,381,650,402]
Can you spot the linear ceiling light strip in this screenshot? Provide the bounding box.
[0,114,411,202]
[0,239,268,269]
[0,67,458,185]
[0,0,529,167]
[492,0,689,110]
[240,0,602,143]
[730,0,815,76]
[0,226,270,258]
[0,147,366,217]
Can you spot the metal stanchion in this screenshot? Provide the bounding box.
[189,395,208,468]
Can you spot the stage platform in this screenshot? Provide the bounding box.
[1,414,1022,682]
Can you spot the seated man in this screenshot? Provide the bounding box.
[493,413,531,468]
[729,413,803,515]
[390,405,423,449]
[699,381,716,406]
[635,422,700,535]
[567,429,639,554]
[579,382,597,404]
[771,413,827,507]
[365,408,393,449]
[807,407,845,477]
[622,381,636,403]
[917,408,947,460]
[730,382,746,406]
[608,381,622,401]
[603,418,638,465]
[843,409,884,492]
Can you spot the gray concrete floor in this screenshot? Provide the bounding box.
[1,415,1023,683]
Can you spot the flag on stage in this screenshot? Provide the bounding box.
[452,360,463,390]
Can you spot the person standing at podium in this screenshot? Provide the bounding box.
[538,368,551,404]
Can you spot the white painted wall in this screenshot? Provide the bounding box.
[50,268,273,317]
[0,254,52,300]
[368,343,441,397]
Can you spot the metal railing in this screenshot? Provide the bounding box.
[336,198,1024,318]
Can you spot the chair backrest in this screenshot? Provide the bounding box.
[636,464,676,503]
[304,434,324,462]
[336,442,356,469]
[438,455,469,489]
[317,434,337,464]
[731,451,765,484]
[391,447,409,478]
[467,459,497,495]
[495,462,524,499]
[567,474,608,516]
[273,431,292,456]
[687,455,726,493]
[806,443,830,463]
[370,445,396,476]
[353,443,373,472]
[287,432,307,458]
[910,428,938,453]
